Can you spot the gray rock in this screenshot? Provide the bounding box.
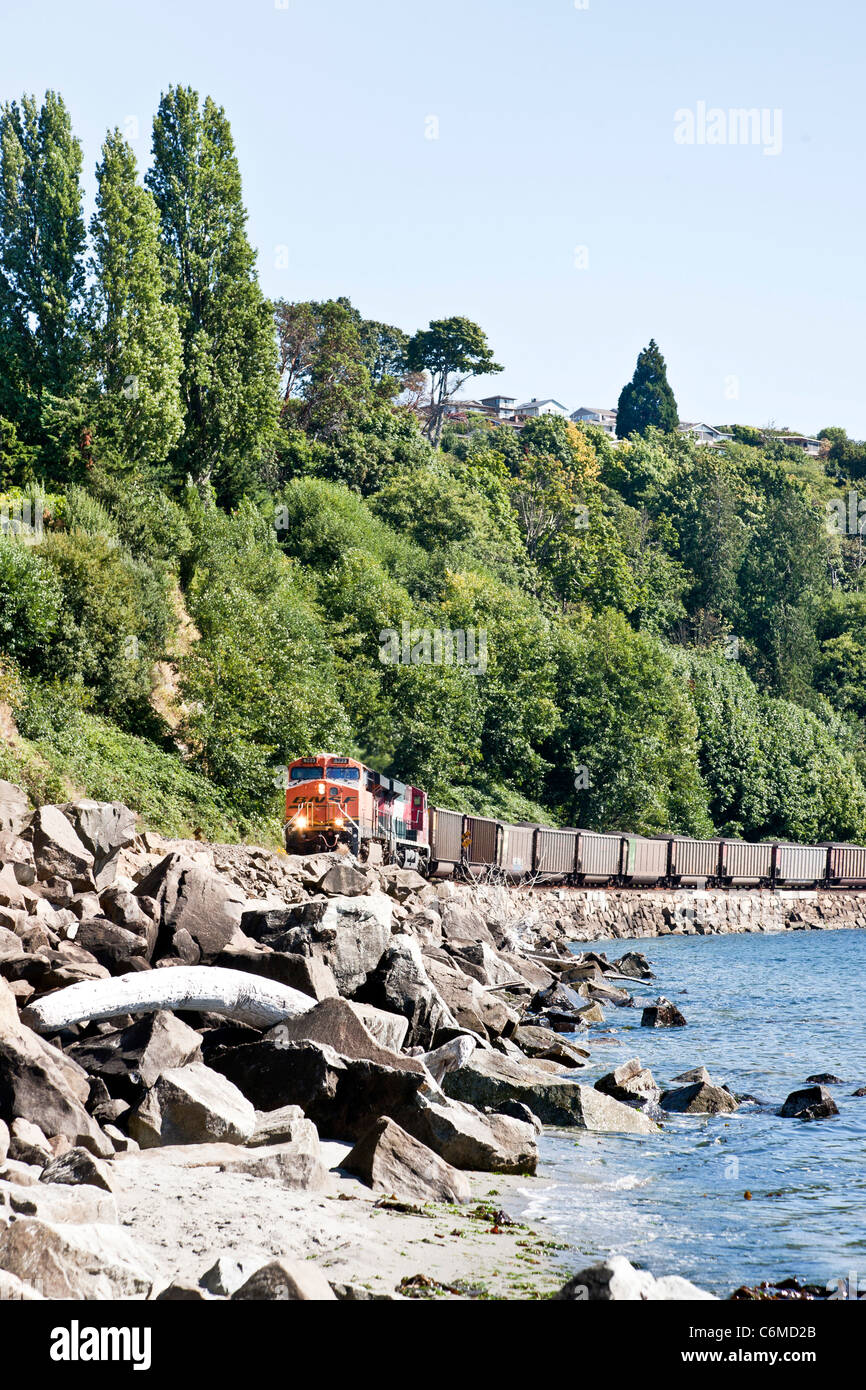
[135,854,247,963]
[394,1092,538,1174]
[779,1085,839,1120]
[596,1057,661,1108]
[0,1218,161,1298]
[8,1117,53,1167]
[660,1082,739,1115]
[442,1050,659,1133]
[40,1146,116,1192]
[59,801,137,888]
[30,806,95,890]
[128,1062,256,1148]
[0,783,30,836]
[199,1256,249,1297]
[231,1258,336,1301]
[344,1116,471,1204]
[65,1010,203,1105]
[361,934,457,1048]
[641,998,687,1028]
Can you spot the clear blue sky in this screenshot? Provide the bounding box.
[2,0,863,435]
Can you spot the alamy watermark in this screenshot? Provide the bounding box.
[0,498,44,542]
[378,621,487,675]
[827,490,866,536]
[674,102,783,157]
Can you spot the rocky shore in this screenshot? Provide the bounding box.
[0,780,859,1301]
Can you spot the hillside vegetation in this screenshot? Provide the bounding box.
[2,87,866,848]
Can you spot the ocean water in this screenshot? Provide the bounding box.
[511,928,866,1297]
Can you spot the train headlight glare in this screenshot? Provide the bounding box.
[318,782,325,795]
[296,813,307,827]
[334,816,344,828]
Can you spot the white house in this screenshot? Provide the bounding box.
[766,433,822,457]
[571,406,618,437]
[678,422,732,447]
[480,395,518,419]
[516,398,571,418]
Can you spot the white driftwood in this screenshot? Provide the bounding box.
[23,966,317,1035]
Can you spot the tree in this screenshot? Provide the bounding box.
[406,316,502,447]
[146,86,278,505]
[275,297,371,439]
[616,339,678,439]
[0,91,85,459]
[86,131,184,475]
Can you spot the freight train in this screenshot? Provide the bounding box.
[283,752,866,889]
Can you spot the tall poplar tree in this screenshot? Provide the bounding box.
[86,130,184,474]
[616,339,679,439]
[0,91,85,456]
[145,86,278,503]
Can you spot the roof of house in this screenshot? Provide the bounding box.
[516,398,570,411]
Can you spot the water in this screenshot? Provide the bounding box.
[512,928,866,1296]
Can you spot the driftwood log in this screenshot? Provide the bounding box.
[22,967,317,1035]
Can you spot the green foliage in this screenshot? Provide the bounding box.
[85,130,184,474]
[616,339,679,439]
[0,534,62,658]
[146,86,279,505]
[406,316,502,447]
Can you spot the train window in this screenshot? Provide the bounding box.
[290,766,321,781]
[326,766,360,782]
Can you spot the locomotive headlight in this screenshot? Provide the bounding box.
[296,813,308,827]
[334,816,344,828]
[318,782,325,795]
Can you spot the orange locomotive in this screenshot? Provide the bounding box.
[283,753,429,868]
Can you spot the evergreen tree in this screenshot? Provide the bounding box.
[616,338,678,439]
[145,86,278,504]
[0,91,85,459]
[86,130,184,474]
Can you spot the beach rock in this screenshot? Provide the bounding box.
[0,833,36,885]
[350,1001,409,1054]
[853,1086,866,1097]
[419,1034,476,1084]
[59,801,137,888]
[247,1103,308,1147]
[360,935,457,1047]
[493,1099,543,1133]
[128,1062,256,1148]
[804,1073,844,1085]
[670,1066,712,1085]
[135,854,246,963]
[553,1255,716,1301]
[266,997,426,1077]
[72,918,150,975]
[199,1256,249,1297]
[65,1010,203,1105]
[595,1057,661,1108]
[213,947,338,1002]
[0,1116,7,1164]
[779,1085,839,1120]
[8,1117,53,1167]
[660,1082,739,1115]
[319,862,375,897]
[98,886,158,957]
[344,1116,471,1204]
[40,1146,115,1192]
[641,998,687,1028]
[513,1026,589,1067]
[243,894,392,996]
[117,1135,326,1190]
[423,955,515,1038]
[442,1050,659,1133]
[610,951,654,980]
[210,1037,428,1141]
[0,978,113,1158]
[30,806,95,890]
[0,1218,160,1298]
[0,1173,117,1224]
[0,783,30,836]
[231,1258,336,1301]
[395,1092,538,1173]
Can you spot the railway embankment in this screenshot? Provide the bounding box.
[0,781,857,1300]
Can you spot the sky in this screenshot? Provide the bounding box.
[1,0,864,435]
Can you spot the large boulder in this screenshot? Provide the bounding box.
[29,806,95,891]
[71,918,150,975]
[0,1218,161,1298]
[423,955,517,1038]
[442,1050,659,1133]
[0,978,113,1158]
[40,1146,115,1192]
[116,1134,326,1190]
[0,832,36,885]
[660,1082,739,1115]
[97,886,158,958]
[344,1116,471,1204]
[641,998,687,1028]
[394,1092,537,1174]
[779,1085,839,1120]
[241,894,393,996]
[214,947,338,1002]
[513,1025,589,1067]
[210,1036,428,1141]
[134,854,247,963]
[231,1258,336,1301]
[0,1174,117,1225]
[267,997,426,1076]
[65,1011,203,1105]
[59,801,137,889]
[595,1057,661,1108]
[0,782,30,836]
[128,1062,256,1148]
[553,1255,716,1301]
[360,935,458,1048]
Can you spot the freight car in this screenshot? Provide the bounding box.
[283,754,866,890]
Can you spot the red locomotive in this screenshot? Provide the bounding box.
[284,753,429,868]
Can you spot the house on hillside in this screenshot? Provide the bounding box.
[678,421,732,447]
[571,406,617,436]
[480,395,518,420]
[516,398,571,418]
[766,432,822,457]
